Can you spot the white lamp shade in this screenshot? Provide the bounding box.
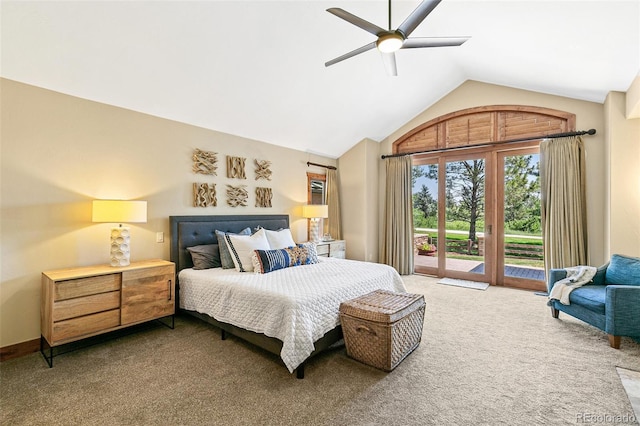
[377,33,404,53]
[92,200,147,223]
[302,204,328,219]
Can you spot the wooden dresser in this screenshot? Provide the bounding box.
[41,259,175,367]
[315,240,346,259]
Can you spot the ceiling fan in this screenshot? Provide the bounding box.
[325,0,469,76]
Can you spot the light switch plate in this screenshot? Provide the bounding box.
[156,232,164,243]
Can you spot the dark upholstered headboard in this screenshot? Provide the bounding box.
[169,215,290,277]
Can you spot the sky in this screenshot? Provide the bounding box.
[413,172,438,197]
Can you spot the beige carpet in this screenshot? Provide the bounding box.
[2,274,640,425]
[618,367,640,421]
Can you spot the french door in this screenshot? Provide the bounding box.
[413,143,545,291]
[413,150,493,283]
[496,147,544,290]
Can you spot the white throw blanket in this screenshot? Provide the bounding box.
[548,266,598,305]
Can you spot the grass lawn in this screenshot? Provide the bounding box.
[415,227,544,269]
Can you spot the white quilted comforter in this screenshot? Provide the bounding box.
[179,257,406,372]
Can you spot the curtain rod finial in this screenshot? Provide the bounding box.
[587,129,596,135]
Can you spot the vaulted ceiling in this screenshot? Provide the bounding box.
[2,1,638,158]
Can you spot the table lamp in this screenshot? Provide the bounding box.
[302,204,328,243]
[92,200,147,267]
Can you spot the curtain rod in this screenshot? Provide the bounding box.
[380,128,596,160]
[307,161,337,170]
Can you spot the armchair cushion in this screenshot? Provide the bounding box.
[605,254,640,285]
[569,285,606,315]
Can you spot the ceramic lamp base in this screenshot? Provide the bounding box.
[110,226,131,267]
[309,218,321,243]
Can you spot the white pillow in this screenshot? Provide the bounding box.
[264,228,296,249]
[225,228,270,272]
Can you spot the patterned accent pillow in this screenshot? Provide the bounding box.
[297,242,319,264]
[252,248,292,274]
[215,227,251,269]
[186,244,221,270]
[252,244,319,274]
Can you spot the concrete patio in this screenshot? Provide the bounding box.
[414,254,545,281]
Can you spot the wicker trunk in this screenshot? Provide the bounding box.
[339,290,425,372]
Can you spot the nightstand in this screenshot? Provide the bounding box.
[40,259,175,367]
[315,240,346,259]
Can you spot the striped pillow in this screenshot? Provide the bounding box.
[252,245,319,274]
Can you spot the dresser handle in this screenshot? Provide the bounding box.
[168,279,172,301]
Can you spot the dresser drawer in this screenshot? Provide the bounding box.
[54,274,121,301]
[316,244,330,257]
[315,240,346,258]
[331,250,346,259]
[52,309,121,342]
[53,291,121,322]
[331,241,346,252]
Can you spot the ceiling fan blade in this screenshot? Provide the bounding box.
[397,0,442,37]
[402,37,470,49]
[327,8,386,36]
[380,52,398,77]
[325,41,377,67]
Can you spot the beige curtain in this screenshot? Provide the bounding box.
[380,156,414,274]
[540,136,588,272]
[326,168,342,240]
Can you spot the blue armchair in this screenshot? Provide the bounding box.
[547,254,640,349]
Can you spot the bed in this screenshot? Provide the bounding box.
[170,215,406,378]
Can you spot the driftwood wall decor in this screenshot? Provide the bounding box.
[193,183,217,207]
[193,149,218,175]
[226,185,248,207]
[255,187,273,208]
[254,159,272,181]
[227,156,247,179]
[190,151,274,208]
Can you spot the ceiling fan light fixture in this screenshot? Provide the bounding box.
[376,33,404,53]
[325,2,468,73]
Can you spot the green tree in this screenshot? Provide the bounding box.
[412,166,425,188]
[413,185,437,223]
[426,161,484,241]
[504,155,540,233]
[412,166,437,229]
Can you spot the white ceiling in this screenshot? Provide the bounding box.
[2,1,639,158]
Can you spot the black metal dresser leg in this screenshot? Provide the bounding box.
[40,336,53,368]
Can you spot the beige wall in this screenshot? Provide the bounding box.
[377,80,608,266]
[0,78,335,347]
[338,138,379,262]
[605,91,640,257]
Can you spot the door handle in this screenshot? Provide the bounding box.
[168,279,172,301]
[487,225,492,235]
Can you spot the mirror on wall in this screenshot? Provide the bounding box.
[307,173,326,205]
[306,172,327,241]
